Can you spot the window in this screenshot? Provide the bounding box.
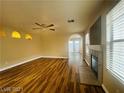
[69,39,81,53]
[85,33,89,54]
[106,0,124,83]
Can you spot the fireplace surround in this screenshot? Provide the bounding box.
[89,45,103,84]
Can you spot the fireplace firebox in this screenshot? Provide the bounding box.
[91,55,98,78]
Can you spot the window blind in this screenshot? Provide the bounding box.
[106,0,124,83]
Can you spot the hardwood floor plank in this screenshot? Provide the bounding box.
[0,58,104,93]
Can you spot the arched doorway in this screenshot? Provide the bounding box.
[68,34,82,53]
[68,34,83,64]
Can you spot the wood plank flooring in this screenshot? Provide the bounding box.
[0,58,105,93]
[80,84,104,93]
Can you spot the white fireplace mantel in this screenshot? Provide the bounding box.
[89,45,102,51]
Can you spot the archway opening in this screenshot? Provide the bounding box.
[68,34,82,53]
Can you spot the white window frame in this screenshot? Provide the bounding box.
[106,0,124,84]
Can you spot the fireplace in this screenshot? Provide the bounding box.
[89,45,103,84]
[91,55,98,78]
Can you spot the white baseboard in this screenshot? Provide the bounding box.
[84,58,90,66]
[0,56,42,72]
[0,56,68,72]
[41,56,68,59]
[102,84,109,93]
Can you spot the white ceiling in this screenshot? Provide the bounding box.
[1,0,104,34]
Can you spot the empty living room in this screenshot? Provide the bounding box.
[0,0,124,93]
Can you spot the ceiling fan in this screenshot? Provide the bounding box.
[32,22,55,31]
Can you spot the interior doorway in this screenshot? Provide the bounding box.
[68,34,82,53]
[68,34,83,64]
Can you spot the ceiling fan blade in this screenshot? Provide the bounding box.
[50,29,55,31]
[35,23,46,28]
[47,24,54,27]
[32,28,42,30]
[35,22,43,26]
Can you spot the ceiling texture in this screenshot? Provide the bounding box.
[1,0,104,34]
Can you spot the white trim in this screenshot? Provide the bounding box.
[89,45,102,51]
[0,56,68,72]
[102,84,109,93]
[84,58,90,66]
[41,56,68,59]
[0,56,42,72]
